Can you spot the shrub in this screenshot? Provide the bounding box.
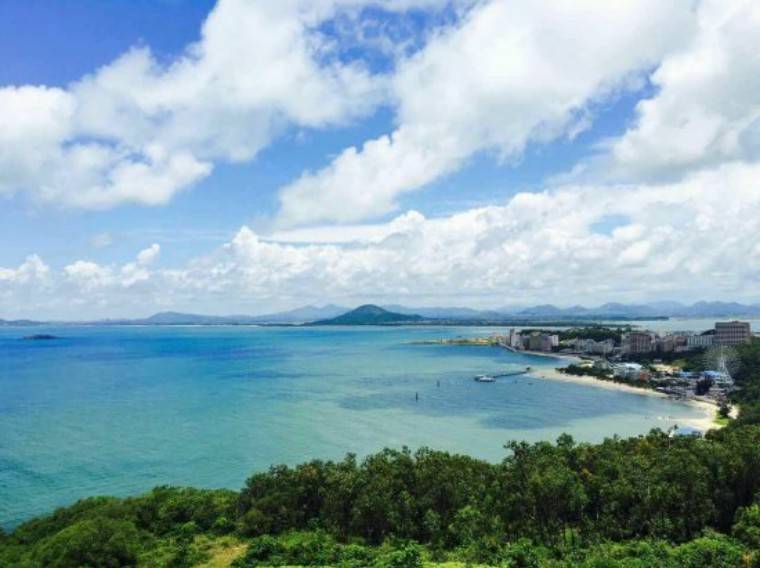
[32,517,143,568]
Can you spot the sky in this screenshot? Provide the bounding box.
[1,0,759,319]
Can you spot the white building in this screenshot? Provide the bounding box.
[613,362,649,381]
[687,334,714,350]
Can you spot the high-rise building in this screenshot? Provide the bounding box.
[714,321,751,346]
[623,332,654,354]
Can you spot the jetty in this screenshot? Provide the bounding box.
[473,367,531,381]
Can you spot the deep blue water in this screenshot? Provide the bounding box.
[0,325,704,529]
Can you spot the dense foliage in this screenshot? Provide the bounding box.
[2,425,758,567]
[520,326,628,344]
[2,339,759,567]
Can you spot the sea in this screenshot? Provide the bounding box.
[0,324,710,529]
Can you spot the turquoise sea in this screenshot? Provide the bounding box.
[0,325,705,529]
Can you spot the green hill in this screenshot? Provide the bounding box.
[311,304,425,325]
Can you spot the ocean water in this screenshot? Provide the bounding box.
[0,325,705,529]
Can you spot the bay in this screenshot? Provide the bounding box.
[0,325,705,529]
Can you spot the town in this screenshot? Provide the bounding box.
[495,320,754,410]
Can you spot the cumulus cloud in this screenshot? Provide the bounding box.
[242,163,760,304]
[136,244,160,266]
[5,161,758,319]
[609,0,760,178]
[2,0,436,208]
[275,0,696,226]
[60,244,161,298]
[0,255,50,284]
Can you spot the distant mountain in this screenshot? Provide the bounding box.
[381,305,508,320]
[248,304,348,323]
[86,311,268,325]
[516,304,569,317]
[0,318,45,326]
[510,301,760,319]
[311,305,425,325]
[2,300,759,327]
[141,312,218,325]
[674,301,760,317]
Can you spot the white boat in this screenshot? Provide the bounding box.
[474,374,496,383]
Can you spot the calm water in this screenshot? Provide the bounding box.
[0,325,705,529]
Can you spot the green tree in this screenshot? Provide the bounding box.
[732,503,760,549]
[33,517,143,568]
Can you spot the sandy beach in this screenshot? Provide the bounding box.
[528,360,721,432]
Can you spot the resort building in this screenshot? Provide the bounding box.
[613,362,649,382]
[687,334,714,350]
[574,338,614,355]
[714,321,752,346]
[623,332,655,354]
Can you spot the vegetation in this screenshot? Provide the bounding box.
[559,363,655,390]
[2,340,759,567]
[310,305,424,325]
[522,326,629,345]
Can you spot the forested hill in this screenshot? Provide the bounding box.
[1,427,758,567]
[310,304,425,325]
[2,339,760,567]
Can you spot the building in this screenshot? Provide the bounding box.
[657,335,676,353]
[714,321,751,346]
[687,334,713,350]
[623,332,655,355]
[508,329,523,349]
[528,332,542,351]
[572,338,614,355]
[593,359,612,372]
[523,331,558,352]
[539,334,558,353]
[613,362,649,382]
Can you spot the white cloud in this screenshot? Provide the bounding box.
[136,244,160,266]
[0,255,50,284]
[196,162,760,307]
[60,244,161,297]
[64,261,115,292]
[6,160,756,319]
[609,0,760,178]
[276,0,696,226]
[0,0,415,208]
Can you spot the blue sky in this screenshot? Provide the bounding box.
[1,0,758,318]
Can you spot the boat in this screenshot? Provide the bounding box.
[474,374,496,383]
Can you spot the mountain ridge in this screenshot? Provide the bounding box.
[310,304,425,325]
[2,300,760,326]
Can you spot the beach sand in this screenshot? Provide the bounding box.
[529,361,721,432]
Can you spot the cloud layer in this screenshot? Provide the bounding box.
[610,0,760,178]
[2,0,759,316]
[3,161,759,318]
[275,0,697,226]
[0,0,396,207]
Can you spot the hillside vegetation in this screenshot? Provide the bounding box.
[310,305,424,325]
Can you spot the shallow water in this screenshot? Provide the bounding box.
[0,325,704,528]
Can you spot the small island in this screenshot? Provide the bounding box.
[22,334,60,341]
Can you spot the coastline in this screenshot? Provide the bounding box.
[524,353,721,432]
[426,342,726,432]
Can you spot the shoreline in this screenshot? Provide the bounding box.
[527,362,721,432]
[417,341,726,432]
